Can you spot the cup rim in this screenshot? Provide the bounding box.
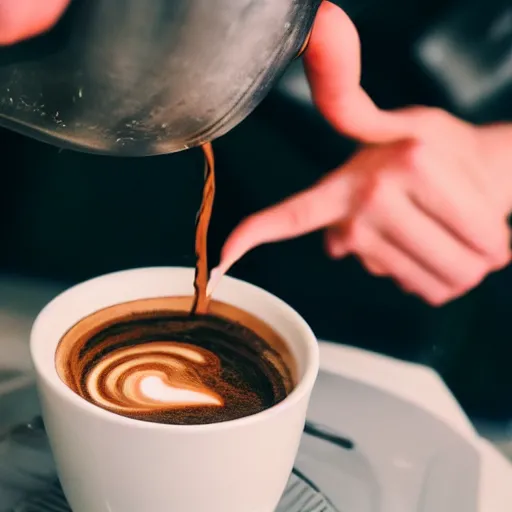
[30,267,319,433]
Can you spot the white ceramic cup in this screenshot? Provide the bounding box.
[30,267,319,512]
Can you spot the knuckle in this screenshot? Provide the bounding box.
[362,174,394,214]
[399,280,414,293]
[424,107,451,124]
[490,249,510,269]
[408,106,450,127]
[399,105,425,117]
[425,289,452,307]
[488,237,511,268]
[344,220,365,251]
[285,208,304,231]
[370,172,391,195]
[466,266,488,289]
[427,296,447,307]
[400,278,453,306]
[400,141,429,175]
[455,264,488,293]
[281,204,312,233]
[396,276,421,296]
[401,105,464,146]
[360,255,386,276]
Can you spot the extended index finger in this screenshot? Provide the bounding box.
[216,173,353,278]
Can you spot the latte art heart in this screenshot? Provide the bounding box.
[55,297,295,425]
[140,376,222,406]
[86,342,225,414]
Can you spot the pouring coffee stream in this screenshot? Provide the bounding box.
[192,143,216,315]
[196,36,312,312]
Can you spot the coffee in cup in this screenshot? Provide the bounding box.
[55,296,296,425]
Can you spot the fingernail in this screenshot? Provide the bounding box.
[207,267,222,297]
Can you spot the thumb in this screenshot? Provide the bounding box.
[214,172,355,279]
[304,2,412,144]
[0,0,70,45]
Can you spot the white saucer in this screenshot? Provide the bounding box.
[315,341,512,512]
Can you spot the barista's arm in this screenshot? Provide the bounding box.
[0,0,69,45]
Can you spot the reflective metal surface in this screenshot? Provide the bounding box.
[0,0,320,156]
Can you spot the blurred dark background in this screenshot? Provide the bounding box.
[1,0,512,425]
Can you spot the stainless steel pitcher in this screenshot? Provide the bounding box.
[0,0,321,156]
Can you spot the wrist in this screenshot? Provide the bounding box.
[478,123,512,213]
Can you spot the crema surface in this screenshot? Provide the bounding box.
[55,297,295,425]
